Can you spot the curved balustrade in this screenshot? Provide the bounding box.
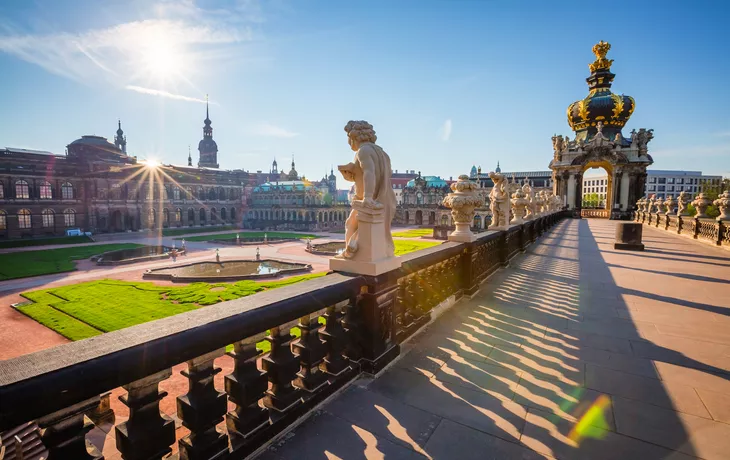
[0,212,568,459]
[634,211,729,248]
[580,209,610,218]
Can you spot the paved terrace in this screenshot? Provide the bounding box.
[260,219,730,460]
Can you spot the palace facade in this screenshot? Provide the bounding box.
[243,160,349,231]
[0,107,249,239]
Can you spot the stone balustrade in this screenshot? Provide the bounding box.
[633,206,730,248]
[0,211,567,459]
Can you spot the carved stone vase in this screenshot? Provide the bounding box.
[692,193,711,218]
[510,188,529,224]
[442,175,483,242]
[714,191,730,221]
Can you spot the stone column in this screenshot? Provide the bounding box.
[574,171,583,214]
[620,170,630,211]
[567,174,576,210]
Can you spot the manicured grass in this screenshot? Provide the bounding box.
[0,244,144,281]
[17,273,328,345]
[391,229,434,238]
[162,226,237,237]
[0,235,93,249]
[180,231,319,242]
[394,240,441,255]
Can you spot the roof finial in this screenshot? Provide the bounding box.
[205,94,209,120]
[589,41,613,72]
[187,145,192,166]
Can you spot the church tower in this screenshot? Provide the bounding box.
[198,96,219,168]
[114,119,127,154]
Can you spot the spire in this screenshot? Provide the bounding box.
[496,161,501,173]
[187,145,192,166]
[114,119,127,154]
[205,94,210,122]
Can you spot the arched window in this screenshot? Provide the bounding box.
[221,207,227,220]
[40,181,52,199]
[173,187,181,200]
[208,189,216,201]
[0,181,4,199]
[211,208,217,222]
[186,187,194,199]
[63,209,76,227]
[0,210,7,229]
[42,209,54,228]
[175,208,182,222]
[148,208,156,226]
[15,180,29,199]
[200,208,206,223]
[229,189,235,200]
[18,209,31,229]
[62,182,74,200]
[197,187,204,199]
[188,208,195,224]
[230,207,236,221]
[163,208,170,224]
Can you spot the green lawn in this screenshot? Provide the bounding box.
[0,244,144,281]
[162,226,237,237]
[17,273,328,349]
[394,239,441,255]
[0,235,93,249]
[180,231,319,242]
[391,229,434,238]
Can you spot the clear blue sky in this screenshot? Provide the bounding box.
[1,0,728,180]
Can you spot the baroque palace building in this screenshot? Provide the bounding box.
[243,159,350,231]
[0,105,250,239]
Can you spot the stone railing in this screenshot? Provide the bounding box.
[633,211,730,249]
[581,209,610,219]
[0,212,566,459]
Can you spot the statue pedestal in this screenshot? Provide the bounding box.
[448,232,478,243]
[329,205,401,276]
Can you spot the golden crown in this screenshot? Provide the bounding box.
[589,40,614,72]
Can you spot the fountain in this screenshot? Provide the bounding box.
[93,245,184,266]
[143,259,311,282]
[306,241,346,256]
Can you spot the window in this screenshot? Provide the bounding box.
[667,178,675,184]
[658,178,666,184]
[62,182,74,200]
[658,186,666,192]
[173,187,181,200]
[63,209,76,227]
[0,182,4,199]
[648,185,656,191]
[668,186,674,192]
[163,208,170,224]
[174,208,181,222]
[15,180,29,199]
[649,177,656,183]
[40,182,52,199]
[42,209,54,228]
[0,210,6,229]
[677,178,684,184]
[18,209,31,229]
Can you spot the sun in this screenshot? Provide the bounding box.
[144,158,161,168]
[140,39,184,81]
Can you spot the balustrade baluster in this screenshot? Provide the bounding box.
[341,299,364,364]
[115,369,176,460]
[261,325,301,417]
[292,314,328,395]
[319,305,351,378]
[37,396,102,459]
[225,335,270,442]
[177,348,229,460]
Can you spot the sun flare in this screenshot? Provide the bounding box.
[140,39,184,81]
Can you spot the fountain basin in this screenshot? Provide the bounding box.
[143,259,312,282]
[93,246,184,266]
[212,237,298,246]
[306,241,345,256]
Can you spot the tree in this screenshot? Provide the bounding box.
[699,182,720,218]
[582,193,602,209]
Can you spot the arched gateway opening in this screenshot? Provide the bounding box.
[549,41,653,220]
[580,163,612,218]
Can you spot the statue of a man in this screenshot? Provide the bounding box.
[338,121,396,259]
[489,171,509,229]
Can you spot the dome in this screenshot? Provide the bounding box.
[406,176,448,188]
[68,135,121,152]
[470,165,477,177]
[567,41,635,142]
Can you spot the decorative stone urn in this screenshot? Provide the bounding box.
[664,196,675,215]
[692,193,712,218]
[714,190,730,221]
[677,191,689,216]
[510,188,530,224]
[532,192,544,218]
[442,175,483,242]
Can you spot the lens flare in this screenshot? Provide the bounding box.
[568,394,611,443]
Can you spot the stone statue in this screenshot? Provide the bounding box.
[664,196,675,215]
[488,171,510,230]
[633,128,655,154]
[442,175,483,242]
[522,182,534,220]
[714,191,730,221]
[510,187,529,224]
[677,191,689,216]
[330,121,400,276]
[692,193,712,219]
[614,133,622,145]
[648,194,656,213]
[552,135,565,156]
[596,121,604,137]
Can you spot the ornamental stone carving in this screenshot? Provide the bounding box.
[330,120,400,276]
[714,190,730,221]
[664,196,675,215]
[488,171,510,230]
[510,187,529,224]
[522,182,535,220]
[636,197,645,212]
[677,191,689,216]
[692,193,712,219]
[442,175,483,242]
[647,194,657,214]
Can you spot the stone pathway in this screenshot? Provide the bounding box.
[259,218,730,460]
